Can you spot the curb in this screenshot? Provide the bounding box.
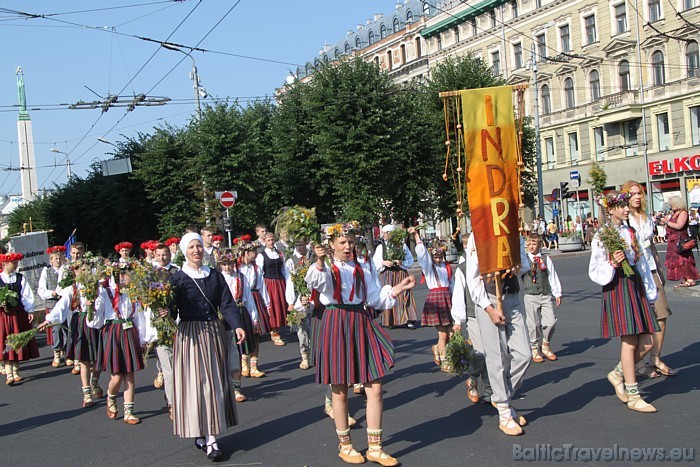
[671,285,700,298]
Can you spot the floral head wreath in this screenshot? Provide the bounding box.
[164,237,180,247]
[233,234,255,252]
[599,192,630,209]
[322,221,361,243]
[212,235,225,243]
[46,245,67,255]
[0,252,24,263]
[114,241,134,252]
[218,248,236,263]
[427,238,449,256]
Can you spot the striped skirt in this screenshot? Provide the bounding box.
[96,320,144,374]
[264,278,288,329]
[235,305,257,355]
[378,268,417,326]
[66,312,98,362]
[308,305,324,367]
[316,305,394,385]
[173,320,237,438]
[250,290,271,335]
[601,269,661,338]
[421,287,453,327]
[0,306,40,362]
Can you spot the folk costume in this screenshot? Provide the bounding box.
[203,245,219,269]
[151,261,179,414]
[373,225,417,328]
[238,237,270,378]
[465,234,531,436]
[256,245,288,345]
[521,250,562,362]
[168,233,244,449]
[664,210,700,282]
[285,248,314,369]
[0,257,39,385]
[38,248,67,367]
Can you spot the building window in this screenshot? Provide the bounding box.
[369,31,376,45]
[541,85,551,114]
[536,33,547,61]
[380,24,387,39]
[568,133,579,165]
[491,50,501,75]
[356,37,362,49]
[545,137,555,169]
[590,70,601,101]
[436,34,442,50]
[652,50,665,85]
[345,43,351,54]
[511,1,519,18]
[684,0,697,11]
[393,17,401,33]
[415,37,422,58]
[656,113,670,150]
[513,42,523,69]
[585,15,597,44]
[489,10,497,28]
[401,44,407,63]
[594,127,605,161]
[687,40,700,77]
[454,27,460,43]
[423,3,431,15]
[470,18,477,36]
[305,64,312,76]
[649,0,662,21]
[559,24,571,52]
[406,10,414,23]
[624,120,639,156]
[619,60,631,91]
[691,106,700,145]
[386,51,393,70]
[564,77,575,108]
[314,59,320,69]
[615,3,628,34]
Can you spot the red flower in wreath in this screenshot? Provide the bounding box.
[212,235,225,242]
[164,237,180,247]
[46,245,67,255]
[0,252,24,263]
[114,242,134,252]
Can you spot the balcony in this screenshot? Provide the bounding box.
[595,90,642,125]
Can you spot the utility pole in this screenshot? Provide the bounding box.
[634,0,653,215]
[530,44,545,218]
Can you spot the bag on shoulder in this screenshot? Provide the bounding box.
[677,236,696,254]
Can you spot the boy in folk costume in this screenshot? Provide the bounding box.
[408,227,454,372]
[589,191,659,413]
[256,231,289,346]
[521,233,563,363]
[0,252,39,385]
[40,260,104,405]
[58,241,86,374]
[451,233,492,404]
[115,242,134,266]
[89,269,149,424]
[465,234,531,436]
[285,237,314,369]
[38,246,67,367]
[276,228,291,256]
[373,225,418,329]
[200,227,218,268]
[255,224,268,254]
[306,222,415,466]
[238,235,270,378]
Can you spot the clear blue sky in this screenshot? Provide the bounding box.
[0,0,399,194]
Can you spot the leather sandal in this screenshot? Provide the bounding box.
[124,413,141,425]
[82,394,94,408]
[466,378,480,404]
[498,418,524,436]
[366,448,398,466]
[431,345,441,366]
[106,401,118,420]
[607,371,628,403]
[338,444,365,464]
[653,362,677,377]
[234,390,248,402]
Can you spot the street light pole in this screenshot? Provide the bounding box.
[530,44,545,218]
[50,147,71,180]
[162,43,203,121]
[634,0,653,215]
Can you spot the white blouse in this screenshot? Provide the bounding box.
[627,213,657,271]
[222,270,259,323]
[45,284,88,324]
[239,263,270,308]
[416,242,453,291]
[0,271,35,313]
[89,284,149,345]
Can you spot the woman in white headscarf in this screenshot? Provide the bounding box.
[160,232,245,461]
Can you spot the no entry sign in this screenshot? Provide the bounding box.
[220,191,236,208]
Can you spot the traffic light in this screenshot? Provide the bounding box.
[222,216,232,231]
[560,181,573,199]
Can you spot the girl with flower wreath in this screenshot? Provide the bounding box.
[588,191,660,413]
[237,235,271,378]
[115,242,134,266]
[0,252,39,385]
[256,231,289,346]
[306,222,415,466]
[408,227,455,372]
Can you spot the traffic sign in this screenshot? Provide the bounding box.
[220,191,236,208]
[572,179,580,188]
[553,209,560,217]
[551,188,559,200]
[570,170,580,180]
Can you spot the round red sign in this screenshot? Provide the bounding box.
[220,191,235,208]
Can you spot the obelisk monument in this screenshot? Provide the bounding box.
[16,67,38,202]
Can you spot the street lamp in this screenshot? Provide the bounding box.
[50,147,72,179]
[97,137,118,148]
[162,42,205,121]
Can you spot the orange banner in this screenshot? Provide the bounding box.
[461,86,520,275]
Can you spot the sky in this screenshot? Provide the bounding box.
[0,0,402,196]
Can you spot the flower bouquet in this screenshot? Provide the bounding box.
[134,263,177,347]
[286,308,305,328]
[272,205,320,244]
[0,286,19,309]
[74,254,105,321]
[385,228,408,262]
[444,332,473,377]
[597,224,635,277]
[58,267,75,289]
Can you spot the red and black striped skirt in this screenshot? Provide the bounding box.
[66,312,98,362]
[601,269,660,338]
[250,290,271,335]
[264,278,288,329]
[96,320,144,374]
[421,287,453,327]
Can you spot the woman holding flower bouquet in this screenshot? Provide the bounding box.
[306,223,415,466]
[588,191,660,413]
[160,233,245,462]
[0,252,39,385]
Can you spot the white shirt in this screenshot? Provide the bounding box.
[588,224,657,302]
[372,242,414,272]
[464,235,530,310]
[222,270,259,323]
[525,252,562,298]
[627,213,657,271]
[89,284,149,345]
[239,263,270,308]
[0,271,35,313]
[37,266,62,301]
[305,258,395,309]
[451,265,469,325]
[415,242,453,291]
[45,284,87,324]
[285,250,312,305]
[181,263,211,279]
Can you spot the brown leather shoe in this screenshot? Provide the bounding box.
[466,378,480,404]
[531,348,544,363]
[499,418,524,436]
[366,448,398,466]
[541,343,557,361]
[124,414,141,425]
[338,444,365,464]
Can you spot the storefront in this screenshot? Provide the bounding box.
[647,153,700,212]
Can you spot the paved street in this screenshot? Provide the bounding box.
[1,249,698,466]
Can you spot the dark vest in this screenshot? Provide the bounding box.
[458,262,476,318]
[521,256,551,295]
[483,272,520,296]
[44,267,59,309]
[0,272,24,310]
[291,251,311,271]
[203,247,218,268]
[262,250,285,280]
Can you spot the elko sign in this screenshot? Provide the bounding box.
[648,155,700,176]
